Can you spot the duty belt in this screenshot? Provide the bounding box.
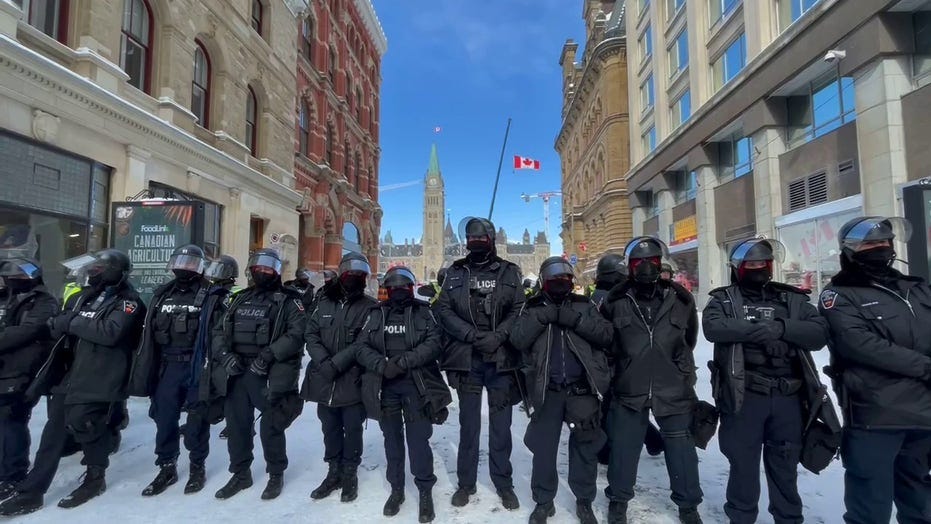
[161,352,193,363]
[745,371,802,396]
[547,380,591,396]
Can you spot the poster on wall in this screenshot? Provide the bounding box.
[110,200,205,304]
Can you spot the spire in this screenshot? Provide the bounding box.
[427,143,441,179]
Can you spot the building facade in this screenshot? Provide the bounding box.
[556,0,634,284]
[378,145,550,280]
[0,0,306,295]
[293,0,386,271]
[625,0,931,301]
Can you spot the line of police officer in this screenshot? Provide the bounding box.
[0,214,927,523]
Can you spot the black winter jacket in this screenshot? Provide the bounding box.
[0,287,58,396]
[301,287,377,407]
[819,269,931,430]
[602,281,699,416]
[211,285,307,399]
[436,256,524,373]
[703,282,829,415]
[509,293,613,415]
[353,301,452,423]
[29,284,145,404]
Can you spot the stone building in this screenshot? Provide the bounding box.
[624,0,931,301]
[378,145,550,281]
[293,0,386,271]
[556,0,633,284]
[0,0,304,295]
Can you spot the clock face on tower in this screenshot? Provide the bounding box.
[429,178,437,186]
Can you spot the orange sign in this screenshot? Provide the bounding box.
[672,215,698,245]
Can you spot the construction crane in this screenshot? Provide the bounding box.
[520,191,562,245]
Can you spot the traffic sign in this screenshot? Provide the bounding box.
[569,254,578,266]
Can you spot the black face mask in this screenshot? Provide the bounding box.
[467,240,491,256]
[5,279,35,295]
[387,287,413,305]
[852,246,895,273]
[632,260,660,284]
[88,273,104,288]
[252,272,278,289]
[173,269,200,285]
[738,268,771,289]
[340,275,366,296]
[544,279,573,301]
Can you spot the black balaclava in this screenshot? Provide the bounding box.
[851,246,896,278]
[387,286,414,307]
[543,279,573,302]
[737,261,772,290]
[5,278,36,295]
[340,274,367,297]
[173,269,200,286]
[253,272,278,290]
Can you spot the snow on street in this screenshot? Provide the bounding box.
[16,323,846,523]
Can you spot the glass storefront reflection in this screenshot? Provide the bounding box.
[777,208,860,298]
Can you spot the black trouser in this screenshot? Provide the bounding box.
[841,428,931,524]
[605,403,703,509]
[225,372,287,475]
[524,387,604,505]
[0,394,33,482]
[151,360,210,467]
[379,377,436,492]
[719,390,803,524]
[17,394,114,496]
[317,403,365,471]
[455,360,514,491]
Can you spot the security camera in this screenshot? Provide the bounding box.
[823,49,846,63]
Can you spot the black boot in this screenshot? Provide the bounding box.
[0,492,43,516]
[0,481,17,502]
[58,466,106,508]
[261,474,284,500]
[142,463,178,496]
[184,463,206,494]
[418,489,434,523]
[678,507,702,524]
[383,489,405,517]
[215,471,253,500]
[577,500,597,524]
[310,464,341,500]
[498,487,520,510]
[608,501,628,524]
[529,502,555,523]
[340,469,358,503]
[450,485,475,507]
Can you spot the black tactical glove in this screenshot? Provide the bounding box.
[249,349,274,376]
[222,353,244,377]
[748,320,784,345]
[316,360,339,382]
[473,332,501,354]
[764,340,792,359]
[383,357,406,380]
[50,311,77,338]
[556,306,581,329]
[541,304,559,324]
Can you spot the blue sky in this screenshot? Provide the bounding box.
[372,0,586,257]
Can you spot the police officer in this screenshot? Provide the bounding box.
[704,238,830,524]
[212,248,306,501]
[818,216,931,523]
[660,263,674,281]
[437,217,525,509]
[510,257,612,524]
[0,249,144,515]
[354,266,451,523]
[205,255,240,293]
[285,267,316,311]
[591,253,627,308]
[203,255,240,442]
[302,252,377,502]
[313,269,338,306]
[601,237,703,524]
[130,245,216,496]
[0,259,57,500]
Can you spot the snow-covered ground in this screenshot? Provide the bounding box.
[16,324,846,523]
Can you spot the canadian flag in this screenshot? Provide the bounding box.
[513,155,541,170]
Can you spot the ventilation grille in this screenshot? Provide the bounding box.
[807,172,828,205]
[787,171,829,212]
[788,178,808,211]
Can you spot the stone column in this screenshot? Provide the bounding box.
[631,206,647,237]
[854,57,911,217]
[695,165,722,304]
[114,145,151,203]
[752,127,787,238]
[656,190,675,245]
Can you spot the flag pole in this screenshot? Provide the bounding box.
[488,117,512,221]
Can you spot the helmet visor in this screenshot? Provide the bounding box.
[624,236,675,270]
[247,253,283,275]
[205,260,236,281]
[166,253,206,274]
[729,238,786,268]
[458,216,495,243]
[841,217,912,251]
[383,267,417,288]
[540,260,574,281]
[338,258,371,276]
[0,259,41,279]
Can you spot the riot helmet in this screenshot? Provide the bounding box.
[596,253,628,288]
[0,258,42,294]
[205,255,239,285]
[86,249,131,288]
[540,256,574,301]
[167,244,206,284]
[624,236,670,285]
[295,267,313,283]
[338,252,370,296]
[660,263,674,280]
[837,216,911,276]
[247,248,282,289]
[729,238,786,288]
[383,266,416,305]
[458,216,496,258]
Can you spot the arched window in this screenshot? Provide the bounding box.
[120,0,152,92]
[343,140,350,177]
[325,122,334,165]
[21,0,69,42]
[342,222,362,255]
[191,41,210,127]
[246,86,258,156]
[301,16,315,62]
[355,88,362,121]
[250,0,263,35]
[298,102,310,156]
[329,45,337,81]
[353,151,361,191]
[346,76,353,111]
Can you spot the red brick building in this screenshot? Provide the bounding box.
[293,0,386,270]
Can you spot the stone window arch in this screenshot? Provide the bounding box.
[120,0,153,93]
[246,85,258,155]
[191,40,211,128]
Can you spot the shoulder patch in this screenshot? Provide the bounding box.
[293,299,305,312]
[123,300,138,314]
[819,290,838,310]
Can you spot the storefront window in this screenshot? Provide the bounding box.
[778,207,860,298]
[669,248,698,293]
[0,210,90,295]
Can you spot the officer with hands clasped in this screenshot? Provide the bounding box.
[510,256,613,524]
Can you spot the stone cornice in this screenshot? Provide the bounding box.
[555,36,625,148]
[0,34,302,208]
[352,0,387,56]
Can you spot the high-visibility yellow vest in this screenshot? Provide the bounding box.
[62,283,82,309]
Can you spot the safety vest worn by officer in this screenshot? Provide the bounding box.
[62,283,82,309]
